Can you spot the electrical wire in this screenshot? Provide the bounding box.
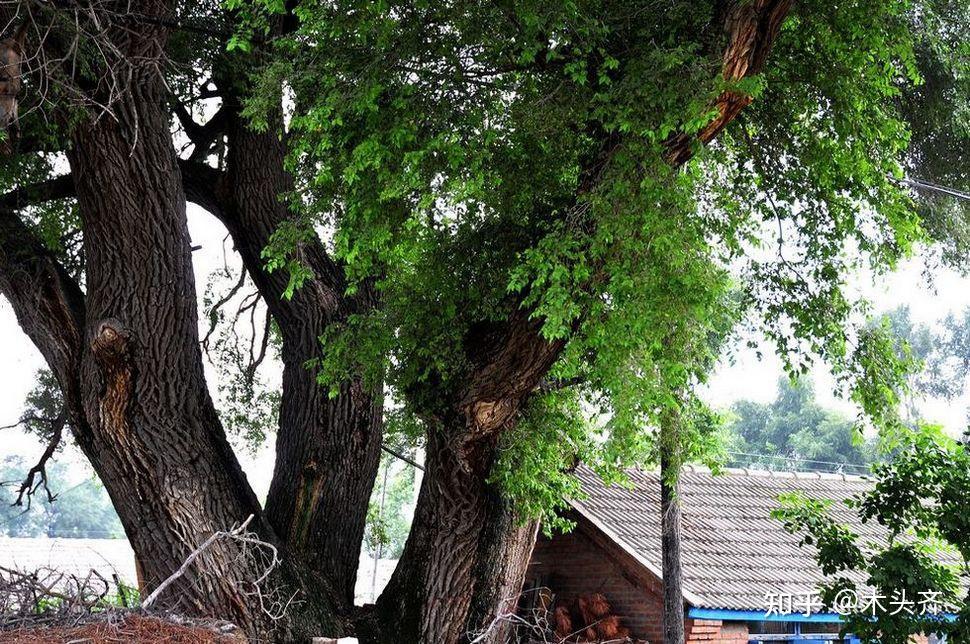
[724,449,871,473]
[902,177,970,202]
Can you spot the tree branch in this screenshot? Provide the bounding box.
[451,0,796,445]
[0,174,74,210]
[173,101,229,162]
[179,159,229,218]
[12,412,64,509]
[663,0,794,165]
[0,206,89,446]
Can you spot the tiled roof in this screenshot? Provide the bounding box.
[570,464,902,611]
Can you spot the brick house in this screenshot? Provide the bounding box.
[522,466,953,644]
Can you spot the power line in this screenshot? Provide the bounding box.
[901,177,970,202]
[724,450,871,473]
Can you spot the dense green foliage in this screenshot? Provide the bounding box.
[224,0,969,523]
[723,377,875,473]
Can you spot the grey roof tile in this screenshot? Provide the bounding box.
[569,464,962,611]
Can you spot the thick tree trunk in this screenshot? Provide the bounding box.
[461,492,539,644]
[368,430,490,643]
[660,411,685,644]
[65,68,290,636]
[193,99,384,610]
[364,427,538,644]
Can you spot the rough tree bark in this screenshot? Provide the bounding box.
[0,1,794,642]
[368,430,540,644]
[66,64,281,635]
[180,84,384,611]
[0,8,340,640]
[371,3,795,643]
[367,315,561,644]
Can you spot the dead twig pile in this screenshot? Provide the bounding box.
[0,613,244,643]
[0,564,113,628]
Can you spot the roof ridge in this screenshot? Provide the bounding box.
[583,462,869,482]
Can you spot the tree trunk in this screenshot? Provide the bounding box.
[461,491,539,644]
[660,410,685,644]
[55,53,345,638]
[193,98,384,611]
[363,427,538,644]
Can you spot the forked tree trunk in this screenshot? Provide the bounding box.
[192,97,384,611]
[61,59,339,639]
[65,70,278,636]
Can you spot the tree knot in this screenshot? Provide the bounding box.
[91,318,131,367]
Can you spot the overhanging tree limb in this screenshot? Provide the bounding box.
[456,0,796,446]
[0,205,89,446]
[0,174,75,209]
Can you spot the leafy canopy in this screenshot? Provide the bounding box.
[229,0,967,520]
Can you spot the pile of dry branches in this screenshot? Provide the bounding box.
[0,514,290,642]
[0,613,244,643]
[0,564,117,629]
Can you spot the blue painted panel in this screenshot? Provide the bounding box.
[689,607,959,624]
[688,608,843,623]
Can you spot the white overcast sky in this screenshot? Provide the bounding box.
[2,204,970,496]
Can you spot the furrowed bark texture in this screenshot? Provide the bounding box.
[187,93,384,610]
[369,431,532,644]
[373,3,794,642]
[3,6,358,641]
[66,65,279,633]
[461,492,540,644]
[369,315,558,644]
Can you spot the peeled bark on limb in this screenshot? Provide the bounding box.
[374,4,795,642]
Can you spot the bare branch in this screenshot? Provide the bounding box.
[140,514,296,622]
[12,411,64,509]
[381,444,424,471]
[0,413,56,430]
[142,514,256,609]
[202,265,247,356]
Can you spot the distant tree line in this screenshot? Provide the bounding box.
[722,376,874,474]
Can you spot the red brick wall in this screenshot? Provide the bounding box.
[526,518,749,644]
[687,619,748,644]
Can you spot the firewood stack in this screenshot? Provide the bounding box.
[551,592,633,643]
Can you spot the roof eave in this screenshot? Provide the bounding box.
[568,497,708,608]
